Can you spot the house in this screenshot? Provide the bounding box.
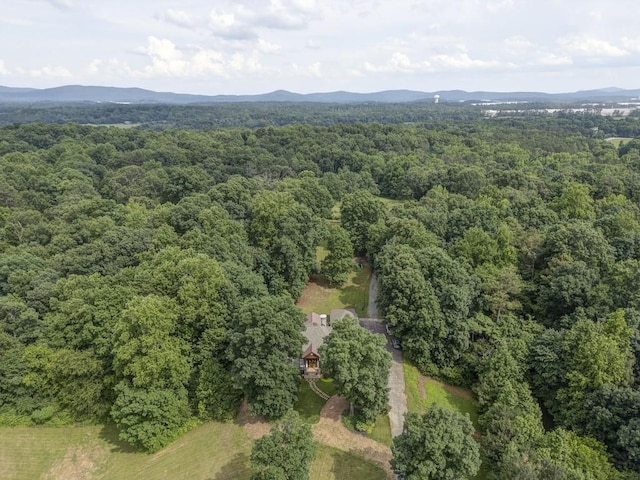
[300,309,357,378]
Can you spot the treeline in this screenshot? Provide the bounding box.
[0,119,640,477]
[2,101,640,135]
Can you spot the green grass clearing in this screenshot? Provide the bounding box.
[605,137,634,146]
[297,258,370,318]
[341,413,393,448]
[404,361,479,430]
[368,414,392,447]
[294,379,337,424]
[310,445,386,480]
[0,419,385,480]
[403,362,488,479]
[0,422,253,480]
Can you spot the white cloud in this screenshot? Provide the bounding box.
[364,48,504,74]
[209,9,256,40]
[558,36,628,57]
[487,0,513,13]
[29,0,72,9]
[291,61,323,77]
[621,36,640,53]
[88,58,135,77]
[256,38,281,54]
[50,0,71,7]
[537,53,572,66]
[206,0,321,39]
[308,62,321,76]
[431,53,503,70]
[0,60,8,75]
[28,65,72,78]
[163,9,195,29]
[138,36,263,78]
[503,36,535,54]
[364,52,430,73]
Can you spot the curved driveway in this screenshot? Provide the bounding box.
[360,272,407,438]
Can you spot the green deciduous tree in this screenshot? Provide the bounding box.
[250,411,316,480]
[227,296,306,418]
[111,295,192,450]
[110,382,191,452]
[319,316,390,424]
[392,405,480,480]
[340,190,386,254]
[321,225,353,286]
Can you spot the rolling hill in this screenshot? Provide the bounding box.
[0,85,639,104]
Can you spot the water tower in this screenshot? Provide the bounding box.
[434,94,440,104]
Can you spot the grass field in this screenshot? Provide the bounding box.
[310,445,386,480]
[294,379,337,424]
[403,362,479,430]
[403,362,487,479]
[342,412,393,448]
[0,422,253,480]
[297,256,371,318]
[605,136,634,146]
[0,421,386,480]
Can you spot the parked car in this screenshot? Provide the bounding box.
[385,322,392,335]
[391,337,402,349]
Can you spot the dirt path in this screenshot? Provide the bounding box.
[312,396,393,479]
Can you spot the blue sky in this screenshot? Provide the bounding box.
[1,0,639,95]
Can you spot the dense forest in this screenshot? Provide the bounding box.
[1,115,640,477]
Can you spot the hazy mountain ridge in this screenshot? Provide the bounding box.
[1,85,639,104]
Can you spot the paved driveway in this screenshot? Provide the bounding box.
[361,273,408,438]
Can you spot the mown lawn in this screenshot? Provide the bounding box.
[403,361,479,430]
[368,414,393,447]
[605,136,634,147]
[297,256,370,318]
[403,361,488,479]
[341,412,393,448]
[310,445,387,480]
[0,420,386,480]
[294,379,337,424]
[0,422,253,480]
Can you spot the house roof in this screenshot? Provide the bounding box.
[302,312,331,356]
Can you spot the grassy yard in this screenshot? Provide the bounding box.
[294,379,337,424]
[369,414,392,447]
[341,412,393,448]
[404,361,479,430]
[605,136,634,147]
[310,445,386,480]
[0,420,386,480]
[0,422,253,480]
[297,256,371,318]
[403,362,488,479]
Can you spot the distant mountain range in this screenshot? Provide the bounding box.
[1,85,639,104]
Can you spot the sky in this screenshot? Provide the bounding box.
[1,0,639,95]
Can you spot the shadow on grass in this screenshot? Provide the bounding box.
[329,448,387,480]
[211,452,251,480]
[98,424,140,454]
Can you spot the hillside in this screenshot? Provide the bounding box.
[1,84,640,104]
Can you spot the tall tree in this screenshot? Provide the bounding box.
[111,295,191,450]
[250,411,316,480]
[319,316,391,424]
[340,190,386,255]
[321,225,353,287]
[392,405,480,480]
[227,296,306,418]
